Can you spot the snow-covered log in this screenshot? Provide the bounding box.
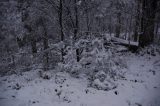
[111,37,139,47]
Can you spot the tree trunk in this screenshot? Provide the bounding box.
[41,18,49,71]
[115,12,121,38]
[109,15,112,37]
[59,0,64,62]
[25,25,37,54]
[74,0,80,62]
[155,22,159,42]
[134,0,141,42]
[86,11,90,35]
[31,38,37,54]
[139,0,158,46]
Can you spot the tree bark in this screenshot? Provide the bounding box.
[115,12,121,38]
[74,0,80,62]
[139,0,158,46]
[59,0,65,62]
[31,38,37,54]
[134,0,141,42]
[24,24,37,54]
[41,18,49,71]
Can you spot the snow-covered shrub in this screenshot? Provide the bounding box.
[56,37,83,77]
[90,70,117,91]
[91,78,117,91]
[79,38,126,80]
[56,35,127,90]
[39,70,52,79]
[95,71,106,82]
[55,72,67,84]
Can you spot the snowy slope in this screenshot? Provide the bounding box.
[0,52,160,106]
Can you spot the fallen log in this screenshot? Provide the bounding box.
[111,37,139,47]
[108,37,139,52]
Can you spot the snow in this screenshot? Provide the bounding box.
[0,52,160,106]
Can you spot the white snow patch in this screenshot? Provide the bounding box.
[0,53,160,106]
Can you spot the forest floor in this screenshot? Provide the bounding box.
[0,48,160,106]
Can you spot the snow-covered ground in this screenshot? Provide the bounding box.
[0,52,160,106]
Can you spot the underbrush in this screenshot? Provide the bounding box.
[56,37,127,90]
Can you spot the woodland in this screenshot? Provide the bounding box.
[0,0,160,106]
